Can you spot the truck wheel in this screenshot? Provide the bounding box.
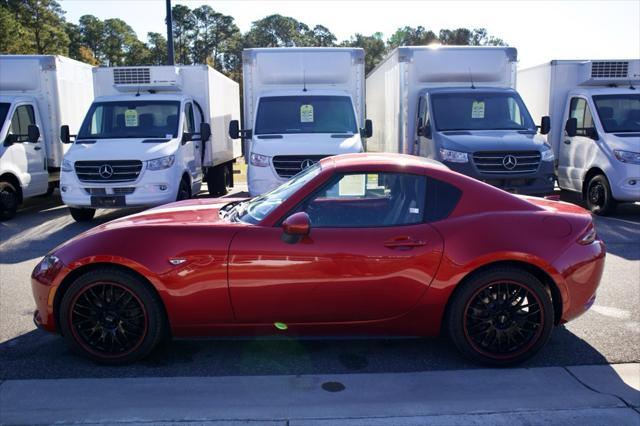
[69,207,96,222]
[0,181,19,221]
[176,178,191,201]
[208,165,228,197]
[585,174,616,216]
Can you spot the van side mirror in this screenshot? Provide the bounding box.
[3,134,16,147]
[27,125,40,143]
[229,120,240,139]
[565,118,577,137]
[281,212,310,244]
[362,119,373,138]
[60,125,72,144]
[540,116,550,135]
[200,122,211,142]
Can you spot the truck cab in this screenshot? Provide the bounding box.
[416,87,554,195]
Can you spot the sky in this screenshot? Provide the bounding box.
[59,0,640,69]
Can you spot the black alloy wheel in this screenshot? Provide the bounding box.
[447,268,554,366]
[585,174,616,216]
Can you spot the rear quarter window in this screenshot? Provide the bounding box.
[425,177,462,222]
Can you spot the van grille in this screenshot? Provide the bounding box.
[75,160,143,183]
[472,151,541,174]
[591,61,628,79]
[272,155,327,178]
[113,68,151,85]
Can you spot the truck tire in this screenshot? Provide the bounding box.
[0,181,19,221]
[176,178,191,201]
[69,207,96,222]
[208,165,228,197]
[585,174,616,216]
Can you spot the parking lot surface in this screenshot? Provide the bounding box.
[0,187,638,380]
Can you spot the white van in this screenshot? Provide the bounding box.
[519,60,640,214]
[229,48,372,196]
[0,55,93,219]
[60,65,241,221]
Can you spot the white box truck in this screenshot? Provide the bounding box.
[229,47,372,196]
[366,46,555,195]
[519,60,640,214]
[0,55,93,220]
[60,65,241,221]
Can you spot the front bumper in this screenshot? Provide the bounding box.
[247,164,285,197]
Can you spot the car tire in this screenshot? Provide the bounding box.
[69,207,96,222]
[207,165,228,197]
[585,174,616,216]
[446,267,554,366]
[59,267,166,365]
[176,178,191,201]
[0,181,19,221]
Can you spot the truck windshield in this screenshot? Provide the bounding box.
[593,94,640,133]
[255,96,357,135]
[431,92,536,132]
[78,101,181,139]
[0,103,9,128]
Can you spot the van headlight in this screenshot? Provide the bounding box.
[147,155,175,170]
[541,145,554,162]
[614,150,640,165]
[61,159,73,172]
[439,148,468,163]
[250,153,270,167]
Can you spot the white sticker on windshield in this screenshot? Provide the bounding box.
[471,101,485,119]
[339,174,366,197]
[410,207,420,214]
[300,104,314,123]
[124,109,138,127]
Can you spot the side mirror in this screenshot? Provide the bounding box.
[565,117,577,137]
[181,132,192,144]
[60,125,71,144]
[27,124,40,143]
[200,122,211,142]
[422,121,432,139]
[364,119,373,138]
[540,116,550,135]
[3,134,17,147]
[229,120,240,140]
[281,212,310,244]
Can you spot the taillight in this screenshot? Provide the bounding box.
[578,224,597,245]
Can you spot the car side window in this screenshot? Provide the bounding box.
[569,98,594,137]
[9,105,36,141]
[298,172,427,228]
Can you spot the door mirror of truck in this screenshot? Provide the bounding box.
[27,125,40,143]
[540,116,551,135]
[281,212,311,244]
[181,132,192,144]
[200,122,211,142]
[229,120,240,139]
[363,119,373,138]
[565,118,577,137]
[3,134,16,147]
[60,125,72,144]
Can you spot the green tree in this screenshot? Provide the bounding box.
[341,32,386,74]
[0,5,31,53]
[387,25,437,48]
[147,32,168,65]
[191,5,240,70]
[102,18,138,65]
[244,14,310,47]
[172,4,195,64]
[7,0,69,54]
[78,14,105,61]
[309,25,336,47]
[438,27,506,46]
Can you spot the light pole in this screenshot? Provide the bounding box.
[165,0,175,65]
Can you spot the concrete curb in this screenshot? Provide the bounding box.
[0,364,638,425]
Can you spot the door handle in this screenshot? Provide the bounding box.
[384,237,427,249]
[563,140,571,145]
[34,146,42,150]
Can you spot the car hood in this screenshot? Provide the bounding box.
[438,130,547,153]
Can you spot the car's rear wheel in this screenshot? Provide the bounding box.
[59,267,166,364]
[447,267,554,366]
[585,174,616,216]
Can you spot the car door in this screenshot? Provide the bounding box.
[559,97,598,191]
[228,171,444,324]
[182,101,202,191]
[7,103,48,197]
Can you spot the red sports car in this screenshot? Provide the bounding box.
[32,153,605,365]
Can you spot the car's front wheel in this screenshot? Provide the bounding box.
[446,267,554,366]
[59,267,166,364]
[585,174,616,216]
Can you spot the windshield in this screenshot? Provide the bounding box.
[431,92,536,131]
[232,163,322,224]
[0,103,10,128]
[78,101,180,139]
[255,96,357,135]
[593,94,640,133]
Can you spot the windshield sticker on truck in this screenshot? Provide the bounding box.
[471,101,485,119]
[339,174,366,197]
[300,104,314,123]
[124,109,139,127]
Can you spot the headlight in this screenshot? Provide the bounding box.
[250,153,270,167]
[147,155,175,170]
[614,150,640,165]
[61,159,73,172]
[541,145,554,162]
[439,148,469,163]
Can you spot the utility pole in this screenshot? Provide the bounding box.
[165,0,175,65]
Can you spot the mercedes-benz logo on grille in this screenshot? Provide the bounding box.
[300,159,316,170]
[99,164,114,179]
[502,155,518,170]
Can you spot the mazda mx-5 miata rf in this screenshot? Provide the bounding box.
[32,153,605,365]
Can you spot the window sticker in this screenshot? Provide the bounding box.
[339,174,366,197]
[410,207,420,214]
[471,101,485,119]
[300,104,314,123]
[124,109,138,127]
